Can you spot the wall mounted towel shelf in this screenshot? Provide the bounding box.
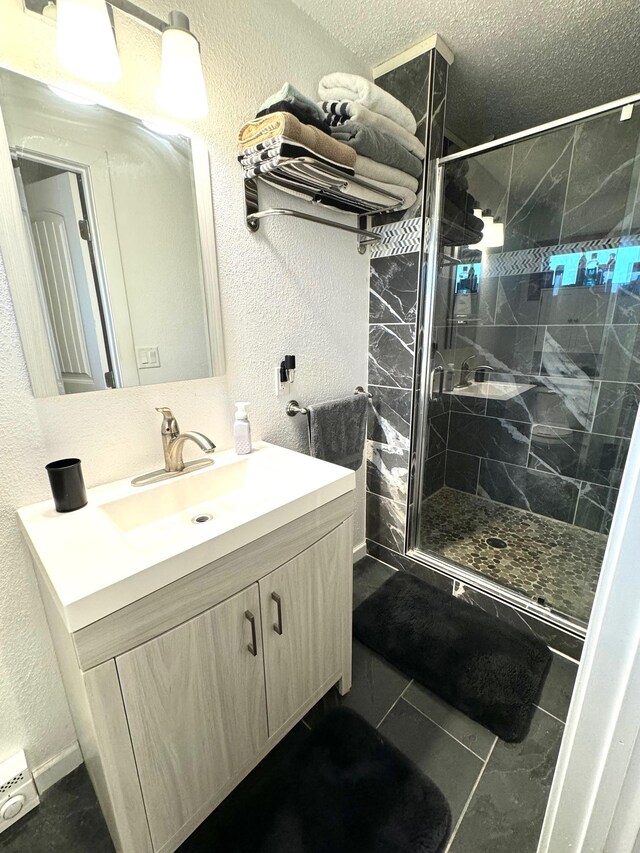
[243,158,404,254]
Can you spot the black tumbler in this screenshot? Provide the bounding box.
[45,458,88,513]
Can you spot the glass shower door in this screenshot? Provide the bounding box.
[414,100,640,629]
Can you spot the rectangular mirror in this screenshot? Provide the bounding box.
[0,67,224,397]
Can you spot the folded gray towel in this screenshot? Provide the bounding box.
[307,392,368,470]
[330,120,423,179]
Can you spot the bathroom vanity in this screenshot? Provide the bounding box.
[19,443,355,853]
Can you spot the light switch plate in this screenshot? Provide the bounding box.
[136,346,161,369]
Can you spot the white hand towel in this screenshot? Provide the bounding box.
[318,73,417,135]
[352,176,417,211]
[320,100,425,160]
[355,155,420,193]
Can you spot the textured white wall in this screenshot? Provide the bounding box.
[0,0,369,774]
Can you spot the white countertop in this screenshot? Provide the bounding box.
[18,443,355,633]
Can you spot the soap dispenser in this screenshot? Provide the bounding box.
[234,402,252,455]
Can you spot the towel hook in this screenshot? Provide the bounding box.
[286,387,372,417]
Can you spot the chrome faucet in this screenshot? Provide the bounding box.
[456,355,495,388]
[131,407,216,487]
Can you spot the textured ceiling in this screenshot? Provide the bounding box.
[291,0,640,144]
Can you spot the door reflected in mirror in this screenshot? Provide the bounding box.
[0,68,223,396]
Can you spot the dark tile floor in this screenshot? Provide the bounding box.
[420,487,606,624]
[1,556,577,853]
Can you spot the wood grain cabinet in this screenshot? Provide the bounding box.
[38,493,354,853]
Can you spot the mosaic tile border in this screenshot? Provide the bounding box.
[371,217,422,258]
[482,234,640,277]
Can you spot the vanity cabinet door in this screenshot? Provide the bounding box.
[116,584,268,851]
[259,522,350,735]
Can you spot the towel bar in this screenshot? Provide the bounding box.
[286,386,373,417]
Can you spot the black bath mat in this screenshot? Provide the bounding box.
[206,707,451,853]
[353,573,552,743]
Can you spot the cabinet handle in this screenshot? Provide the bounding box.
[245,610,258,656]
[272,592,283,635]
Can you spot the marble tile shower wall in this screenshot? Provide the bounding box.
[366,47,448,554]
[436,108,640,536]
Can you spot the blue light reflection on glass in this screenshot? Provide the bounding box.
[455,263,482,293]
[547,246,640,292]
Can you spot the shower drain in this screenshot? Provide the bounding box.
[192,512,214,525]
[485,536,508,550]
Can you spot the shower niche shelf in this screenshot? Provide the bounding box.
[243,157,404,253]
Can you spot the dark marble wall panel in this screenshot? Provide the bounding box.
[454,325,540,375]
[533,376,598,431]
[613,285,640,324]
[448,412,531,465]
[423,450,446,498]
[368,385,412,447]
[376,53,432,147]
[370,253,419,324]
[592,381,640,438]
[575,482,619,535]
[366,491,406,552]
[561,109,640,242]
[504,127,574,252]
[366,46,450,566]
[450,391,487,416]
[481,379,598,431]
[528,428,630,488]
[540,325,605,379]
[368,323,415,388]
[428,52,448,164]
[494,273,553,326]
[445,451,480,493]
[495,276,615,328]
[427,412,449,458]
[466,145,513,226]
[367,441,409,503]
[600,326,640,382]
[478,459,579,524]
[452,278,499,325]
[374,51,432,225]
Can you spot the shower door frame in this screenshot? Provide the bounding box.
[406,91,640,640]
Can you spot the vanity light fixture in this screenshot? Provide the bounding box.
[472,208,504,250]
[56,0,122,83]
[157,12,208,120]
[26,0,208,119]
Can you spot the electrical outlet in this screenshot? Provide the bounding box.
[275,366,289,397]
[136,346,161,369]
[0,751,39,835]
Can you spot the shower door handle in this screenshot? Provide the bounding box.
[430,365,444,401]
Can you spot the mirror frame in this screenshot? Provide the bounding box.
[0,69,225,397]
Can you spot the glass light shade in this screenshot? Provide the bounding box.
[158,26,208,120]
[470,210,504,249]
[56,0,121,83]
[486,220,505,248]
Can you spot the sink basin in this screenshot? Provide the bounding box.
[448,380,535,401]
[18,443,354,631]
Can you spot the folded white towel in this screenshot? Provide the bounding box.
[353,176,417,211]
[320,100,425,160]
[318,73,417,135]
[355,155,420,193]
